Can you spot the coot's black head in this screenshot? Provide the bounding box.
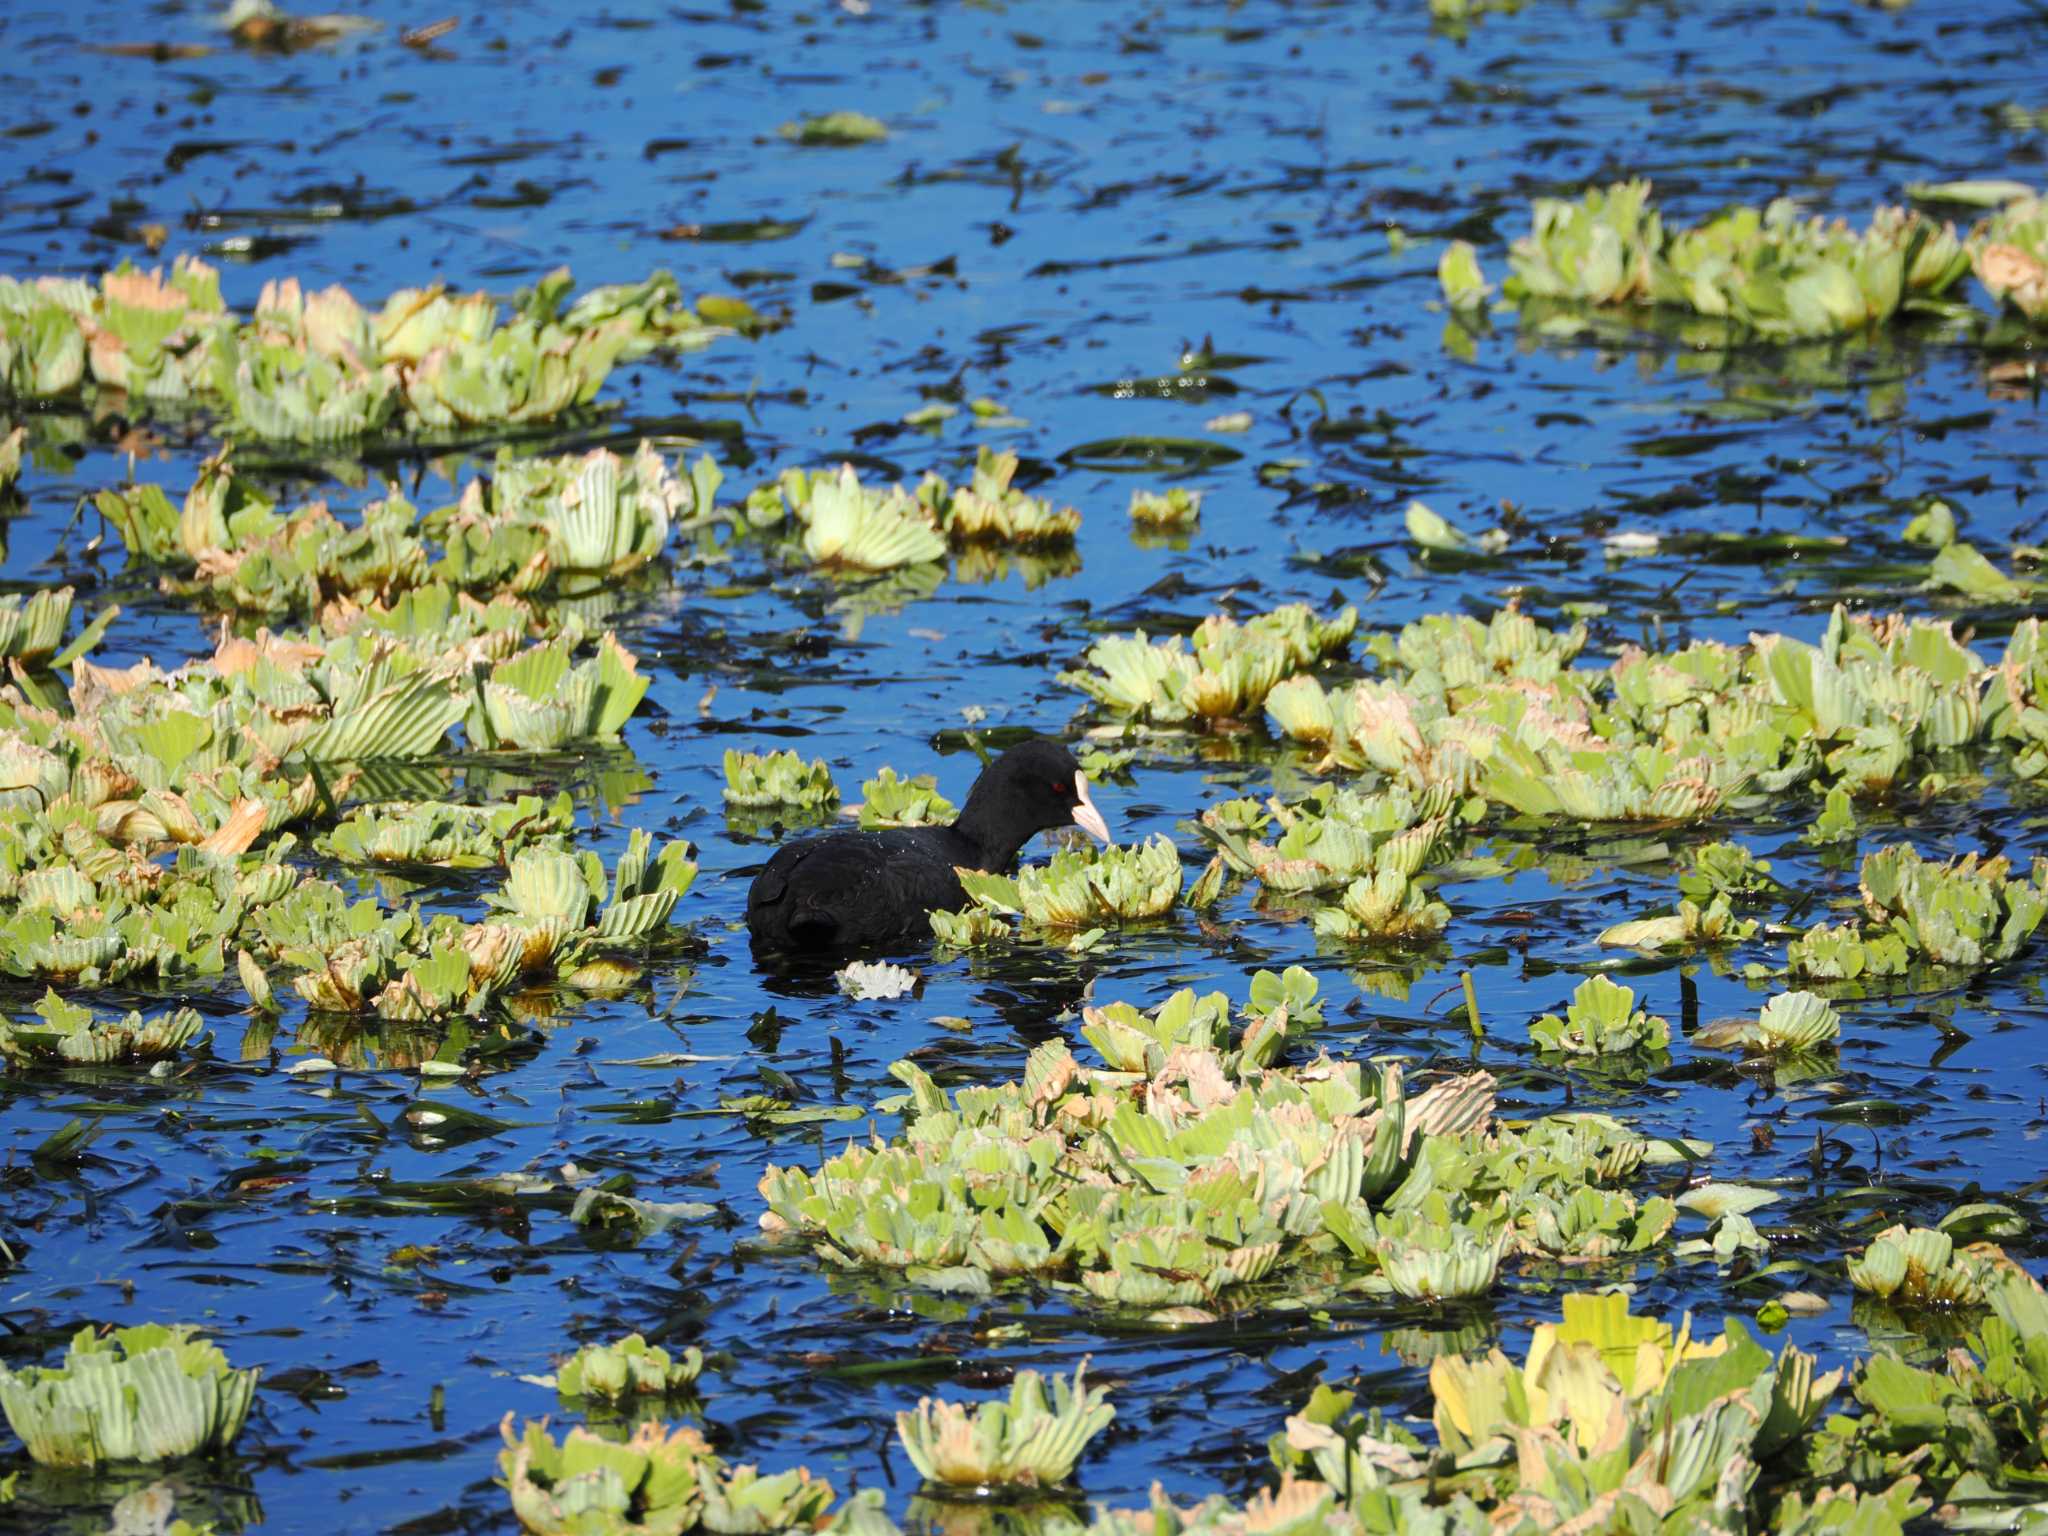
[954,737,1112,870]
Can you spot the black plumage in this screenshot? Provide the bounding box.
[744,738,1111,955]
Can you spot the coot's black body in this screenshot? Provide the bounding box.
[745,739,1111,955]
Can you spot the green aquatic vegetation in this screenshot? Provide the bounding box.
[1375,1222,1509,1302]
[0,990,207,1065]
[1061,603,1355,724]
[1507,179,1663,306]
[1505,181,1971,338]
[1079,976,1317,1075]
[1600,893,1757,950]
[722,749,840,813]
[1513,1184,1679,1261]
[1390,1291,1859,1531]
[780,464,948,572]
[1857,843,2048,968]
[1528,974,1671,1056]
[1807,1266,2048,1509]
[1679,840,1777,903]
[547,1334,704,1404]
[480,441,688,578]
[1785,920,1911,981]
[0,587,81,664]
[932,447,1080,546]
[759,972,1682,1320]
[316,793,576,868]
[1698,990,1842,1054]
[895,1364,1114,1489]
[499,1415,837,1536]
[470,634,650,751]
[1437,239,1491,309]
[0,1324,259,1469]
[1128,486,1201,530]
[957,835,1183,928]
[1203,782,1456,898]
[780,110,887,145]
[269,831,693,1018]
[1847,1225,2011,1309]
[857,767,956,830]
[0,424,20,490]
[928,903,1009,949]
[2,260,725,437]
[1806,785,1859,845]
[1972,194,2048,320]
[1309,868,1450,943]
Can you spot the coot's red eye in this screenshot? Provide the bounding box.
[1051,778,1069,797]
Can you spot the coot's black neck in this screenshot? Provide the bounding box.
[951,779,1039,872]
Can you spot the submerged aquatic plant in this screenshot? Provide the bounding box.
[895,1364,1114,1489]
[0,1324,259,1468]
[1528,975,1671,1056]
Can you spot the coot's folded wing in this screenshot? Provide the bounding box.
[747,827,972,949]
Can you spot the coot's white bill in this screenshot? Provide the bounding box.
[1070,771,1111,844]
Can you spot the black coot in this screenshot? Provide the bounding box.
[745,738,1112,954]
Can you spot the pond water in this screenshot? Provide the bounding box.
[2,0,2046,1531]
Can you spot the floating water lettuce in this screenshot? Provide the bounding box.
[895,1364,1114,1488]
[1973,194,2048,320]
[761,969,1691,1319]
[957,834,1182,927]
[499,1414,836,1536]
[857,767,956,830]
[780,464,947,572]
[6,259,726,439]
[1698,990,1841,1054]
[470,635,650,751]
[1505,180,1971,338]
[318,793,576,868]
[722,749,839,813]
[932,447,1080,546]
[1528,975,1670,1056]
[780,111,887,145]
[1128,487,1201,531]
[1847,1225,2012,1309]
[0,1324,259,1468]
[1061,604,1356,724]
[0,990,208,1065]
[546,1334,704,1404]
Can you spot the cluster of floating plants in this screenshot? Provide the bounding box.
[759,969,1709,1313]
[479,1269,2048,1534]
[1257,604,2042,819]
[1061,602,1357,725]
[1439,178,2048,340]
[0,260,742,440]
